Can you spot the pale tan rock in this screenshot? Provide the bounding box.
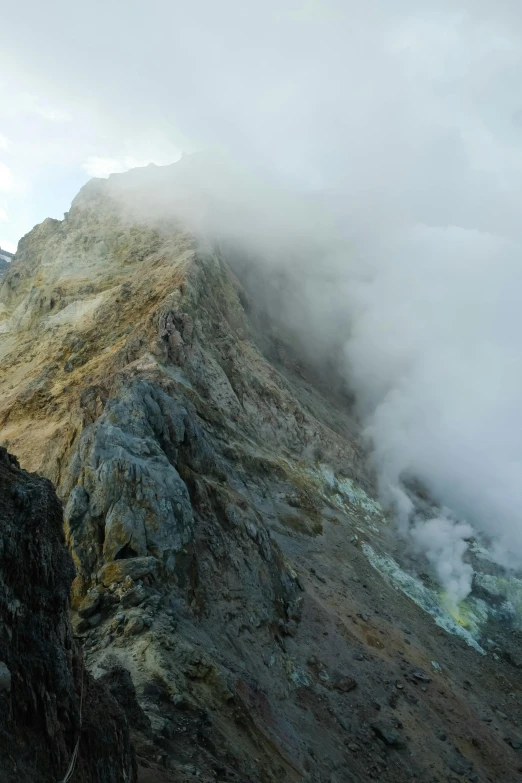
[98,557,158,587]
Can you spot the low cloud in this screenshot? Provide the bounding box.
[83,155,180,179]
[2,0,522,600]
[106,151,522,605]
[0,163,13,193]
[0,239,16,254]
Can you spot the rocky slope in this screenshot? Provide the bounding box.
[0,446,135,782]
[1,163,522,782]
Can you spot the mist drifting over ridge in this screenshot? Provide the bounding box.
[4,1,522,601]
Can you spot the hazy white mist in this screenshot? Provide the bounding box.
[4,0,522,600]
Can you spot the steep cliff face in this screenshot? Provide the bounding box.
[1,166,522,783]
[0,446,135,782]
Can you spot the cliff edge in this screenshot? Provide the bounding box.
[0,446,136,782]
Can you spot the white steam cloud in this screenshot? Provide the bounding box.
[4,0,522,600]
[103,155,522,604]
[343,223,522,599]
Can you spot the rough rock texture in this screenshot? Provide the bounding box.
[1,164,522,782]
[0,446,136,782]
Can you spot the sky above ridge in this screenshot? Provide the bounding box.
[1,1,522,250]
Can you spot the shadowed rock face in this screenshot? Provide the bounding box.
[0,247,12,278]
[0,446,136,783]
[2,164,522,782]
[64,381,195,594]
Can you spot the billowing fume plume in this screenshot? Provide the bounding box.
[3,0,522,602]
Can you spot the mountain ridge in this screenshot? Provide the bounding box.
[1,163,522,782]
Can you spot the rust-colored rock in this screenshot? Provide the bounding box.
[98,556,159,587]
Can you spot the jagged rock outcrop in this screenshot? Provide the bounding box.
[64,381,195,595]
[1,163,522,782]
[0,446,136,783]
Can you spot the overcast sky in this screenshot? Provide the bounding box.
[2,1,522,251]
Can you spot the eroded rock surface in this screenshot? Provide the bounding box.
[1,164,522,782]
[0,446,136,782]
